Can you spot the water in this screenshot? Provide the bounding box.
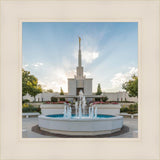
[63,90,99,119]
[46,114,115,119]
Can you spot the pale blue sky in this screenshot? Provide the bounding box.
[22,22,138,92]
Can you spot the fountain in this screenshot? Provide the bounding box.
[38,90,123,136]
[63,90,97,120]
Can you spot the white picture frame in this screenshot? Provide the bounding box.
[0,0,159,160]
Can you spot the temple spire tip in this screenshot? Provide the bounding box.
[79,37,81,50]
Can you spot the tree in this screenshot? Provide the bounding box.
[122,75,138,97]
[30,84,42,101]
[22,69,31,96]
[95,83,102,101]
[96,83,102,95]
[47,89,53,93]
[60,87,65,101]
[60,87,64,95]
[22,69,42,101]
[42,89,53,93]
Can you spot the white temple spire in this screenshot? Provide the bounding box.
[79,36,81,50]
[78,37,82,67]
[76,37,83,79]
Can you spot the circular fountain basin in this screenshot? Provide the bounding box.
[38,114,123,136]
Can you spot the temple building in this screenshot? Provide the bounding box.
[23,37,138,103]
[68,37,92,96]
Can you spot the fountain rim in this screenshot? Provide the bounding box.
[39,114,123,121]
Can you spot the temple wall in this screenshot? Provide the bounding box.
[84,79,92,95]
[68,79,76,95]
[102,92,138,102]
[23,91,137,103]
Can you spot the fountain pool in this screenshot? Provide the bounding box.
[38,91,123,136]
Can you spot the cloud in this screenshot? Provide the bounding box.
[23,62,44,71]
[110,67,138,90]
[84,71,91,77]
[23,64,29,69]
[38,66,92,92]
[65,70,76,78]
[38,80,47,88]
[38,67,70,92]
[29,59,76,92]
[32,62,44,67]
[74,50,99,64]
[82,51,99,63]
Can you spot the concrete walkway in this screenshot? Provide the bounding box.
[22,117,138,138]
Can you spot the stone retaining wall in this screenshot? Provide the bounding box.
[40,104,121,116]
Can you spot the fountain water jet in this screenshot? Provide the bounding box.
[64,90,97,119]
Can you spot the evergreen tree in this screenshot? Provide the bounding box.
[60,87,64,95]
[60,87,65,101]
[96,83,102,95]
[95,83,102,101]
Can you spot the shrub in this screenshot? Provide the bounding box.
[120,107,129,113]
[95,98,100,101]
[120,103,138,114]
[57,101,66,104]
[128,103,138,114]
[51,97,58,102]
[93,101,105,105]
[36,107,41,113]
[22,103,29,108]
[60,98,65,101]
[22,99,30,104]
[22,104,41,113]
[102,96,108,102]
[45,101,51,104]
[66,101,71,103]
[111,102,118,104]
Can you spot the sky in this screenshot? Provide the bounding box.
[22,22,138,93]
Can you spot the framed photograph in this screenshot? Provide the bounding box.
[0,0,159,160]
[22,22,138,138]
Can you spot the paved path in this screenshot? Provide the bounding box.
[22,117,138,138]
